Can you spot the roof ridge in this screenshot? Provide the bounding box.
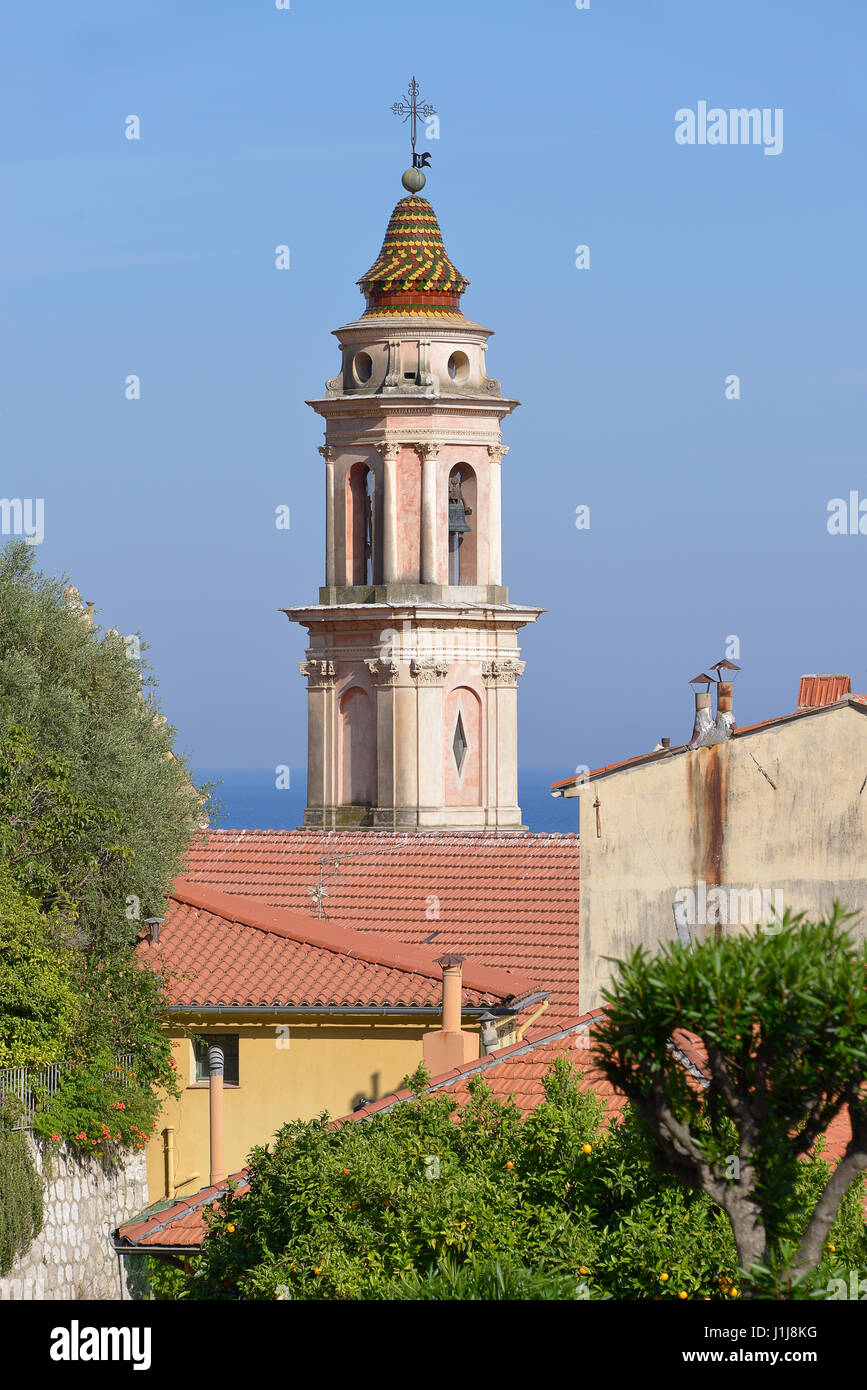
[169,878,539,1003]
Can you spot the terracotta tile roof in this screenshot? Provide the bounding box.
[344,1012,621,1121]
[797,674,852,708]
[139,880,540,1011]
[180,830,580,1030]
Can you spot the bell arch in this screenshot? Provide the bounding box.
[447,464,477,585]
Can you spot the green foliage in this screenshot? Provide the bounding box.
[0,540,193,1156]
[592,908,867,1277]
[0,541,205,955]
[0,1095,44,1275]
[179,1056,866,1300]
[0,861,78,1068]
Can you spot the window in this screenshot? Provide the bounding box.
[353,351,372,384]
[193,1034,239,1086]
[448,469,473,584]
[453,711,468,773]
[447,350,469,382]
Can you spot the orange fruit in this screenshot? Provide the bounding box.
[660,1272,669,1282]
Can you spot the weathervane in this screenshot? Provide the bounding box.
[391,76,435,192]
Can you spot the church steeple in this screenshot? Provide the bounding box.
[283,155,541,831]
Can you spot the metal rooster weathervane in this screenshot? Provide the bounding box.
[391,76,435,170]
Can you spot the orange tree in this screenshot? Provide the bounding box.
[170,1057,865,1301]
[591,909,867,1292]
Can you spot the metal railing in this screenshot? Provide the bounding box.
[0,1053,135,1132]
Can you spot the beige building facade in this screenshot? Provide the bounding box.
[554,687,867,1013]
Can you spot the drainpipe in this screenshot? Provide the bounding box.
[208,1044,225,1187]
[516,998,549,1043]
[163,1126,176,1200]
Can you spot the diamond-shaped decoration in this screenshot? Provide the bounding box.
[453,712,468,773]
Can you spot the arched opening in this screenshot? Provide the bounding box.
[347,462,373,586]
[339,686,375,805]
[448,464,477,585]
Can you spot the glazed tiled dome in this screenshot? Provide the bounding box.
[357,195,469,317]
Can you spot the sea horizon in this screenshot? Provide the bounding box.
[194,767,579,836]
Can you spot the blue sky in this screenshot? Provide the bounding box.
[2,0,866,778]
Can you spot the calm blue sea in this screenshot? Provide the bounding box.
[194,768,578,835]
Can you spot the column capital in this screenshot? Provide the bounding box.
[418,442,441,461]
[481,658,525,686]
[410,658,449,687]
[487,444,510,462]
[374,440,400,463]
[318,445,336,463]
[300,659,336,688]
[365,657,400,686]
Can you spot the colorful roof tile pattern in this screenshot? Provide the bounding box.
[139,879,539,1011]
[180,830,581,1031]
[357,195,469,315]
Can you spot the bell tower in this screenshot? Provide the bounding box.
[284,162,541,831]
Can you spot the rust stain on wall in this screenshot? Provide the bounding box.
[687,745,729,940]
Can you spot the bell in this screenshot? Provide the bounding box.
[448,500,472,533]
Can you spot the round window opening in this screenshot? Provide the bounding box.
[353,351,373,384]
[447,351,470,382]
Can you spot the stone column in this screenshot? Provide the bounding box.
[419,443,439,585]
[411,657,449,816]
[487,445,508,587]
[318,446,336,586]
[376,442,399,584]
[482,658,525,827]
[365,658,407,825]
[300,659,337,825]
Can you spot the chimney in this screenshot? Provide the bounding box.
[477,1011,499,1056]
[208,1044,225,1186]
[144,917,162,945]
[84,601,95,627]
[688,662,740,749]
[688,673,715,747]
[423,955,478,1073]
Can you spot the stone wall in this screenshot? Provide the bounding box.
[0,1135,148,1300]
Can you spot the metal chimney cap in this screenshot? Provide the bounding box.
[689,672,716,685]
[711,659,741,674]
[436,953,467,969]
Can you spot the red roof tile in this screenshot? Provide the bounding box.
[139,880,540,1011]
[179,830,580,1030]
[344,1012,620,1120]
[797,674,852,708]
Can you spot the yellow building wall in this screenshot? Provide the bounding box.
[145,1015,465,1203]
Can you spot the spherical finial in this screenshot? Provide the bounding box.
[401,167,426,193]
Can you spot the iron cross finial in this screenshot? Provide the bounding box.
[391,76,436,166]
